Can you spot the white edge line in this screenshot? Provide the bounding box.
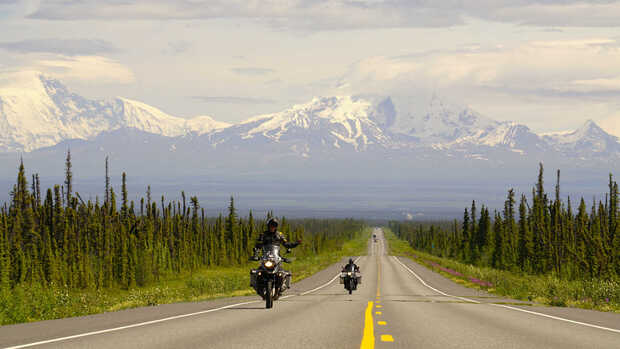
[393,255,620,335]
[489,304,620,334]
[6,256,365,349]
[4,300,260,349]
[392,255,480,304]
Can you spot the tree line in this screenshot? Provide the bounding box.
[391,164,620,280]
[0,153,365,292]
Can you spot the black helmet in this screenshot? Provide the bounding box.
[267,218,279,228]
[349,258,354,264]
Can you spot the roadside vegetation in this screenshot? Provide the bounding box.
[0,153,368,325]
[388,164,619,313]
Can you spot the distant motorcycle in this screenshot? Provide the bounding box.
[250,244,292,309]
[340,265,361,295]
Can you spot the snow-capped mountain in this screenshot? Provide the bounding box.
[208,96,392,156]
[1,70,619,164]
[384,94,500,143]
[542,120,620,156]
[0,71,228,152]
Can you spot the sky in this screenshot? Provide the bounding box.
[1,0,620,135]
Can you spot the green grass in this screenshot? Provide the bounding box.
[385,228,620,313]
[0,229,370,325]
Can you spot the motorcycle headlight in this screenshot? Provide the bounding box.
[264,260,274,268]
[347,272,352,276]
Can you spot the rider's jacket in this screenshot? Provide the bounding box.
[255,231,300,250]
[342,262,360,273]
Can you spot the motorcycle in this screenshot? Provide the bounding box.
[250,244,292,309]
[340,266,361,295]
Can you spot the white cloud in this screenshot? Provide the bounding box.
[600,113,620,137]
[26,1,620,29]
[340,38,620,96]
[34,55,135,84]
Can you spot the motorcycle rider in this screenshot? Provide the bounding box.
[252,218,301,262]
[342,258,360,273]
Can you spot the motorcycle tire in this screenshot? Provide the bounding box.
[266,280,274,309]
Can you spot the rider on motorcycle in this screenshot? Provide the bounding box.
[252,218,301,261]
[342,258,360,291]
[342,258,360,273]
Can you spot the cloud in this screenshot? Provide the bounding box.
[231,67,275,76]
[339,38,620,99]
[0,38,118,56]
[191,96,275,104]
[34,55,135,84]
[25,1,620,29]
[164,40,191,54]
[599,113,620,137]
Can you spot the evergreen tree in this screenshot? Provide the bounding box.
[65,150,73,207]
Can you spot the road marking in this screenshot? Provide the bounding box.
[380,334,394,342]
[393,255,620,335]
[360,301,375,349]
[392,256,479,304]
[7,256,364,349]
[376,311,382,315]
[377,321,387,325]
[3,300,262,349]
[376,305,383,308]
[490,304,620,334]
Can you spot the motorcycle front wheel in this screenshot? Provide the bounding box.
[266,280,274,309]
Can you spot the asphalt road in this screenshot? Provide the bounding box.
[1,228,619,348]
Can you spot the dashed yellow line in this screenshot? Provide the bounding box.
[377,321,387,325]
[381,335,394,342]
[376,305,383,308]
[360,301,375,349]
[375,311,382,315]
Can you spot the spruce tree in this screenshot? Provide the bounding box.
[65,150,73,207]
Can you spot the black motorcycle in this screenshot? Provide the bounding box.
[250,244,292,309]
[340,266,361,295]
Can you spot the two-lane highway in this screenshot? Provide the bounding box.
[1,228,619,348]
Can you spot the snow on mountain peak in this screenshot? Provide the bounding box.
[1,71,618,160]
[542,119,619,154]
[230,95,388,151]
[383,93,499,143]
[0,71,228,152]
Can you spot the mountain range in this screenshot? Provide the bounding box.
[0,71,619,180]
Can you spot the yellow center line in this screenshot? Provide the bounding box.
[381,335,394,342]
[377,321,387,326]
[375,311,382,315]
[360,301,375,349]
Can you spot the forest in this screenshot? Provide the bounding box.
[0,152,365,294]
[391,164,620,281]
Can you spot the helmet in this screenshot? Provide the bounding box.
[267,218,279,228]
[349,258,354,264]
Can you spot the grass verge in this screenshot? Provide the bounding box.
[0,229,370,325]
[385,228,620,313]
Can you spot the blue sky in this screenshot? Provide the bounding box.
[1,0,620,135]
